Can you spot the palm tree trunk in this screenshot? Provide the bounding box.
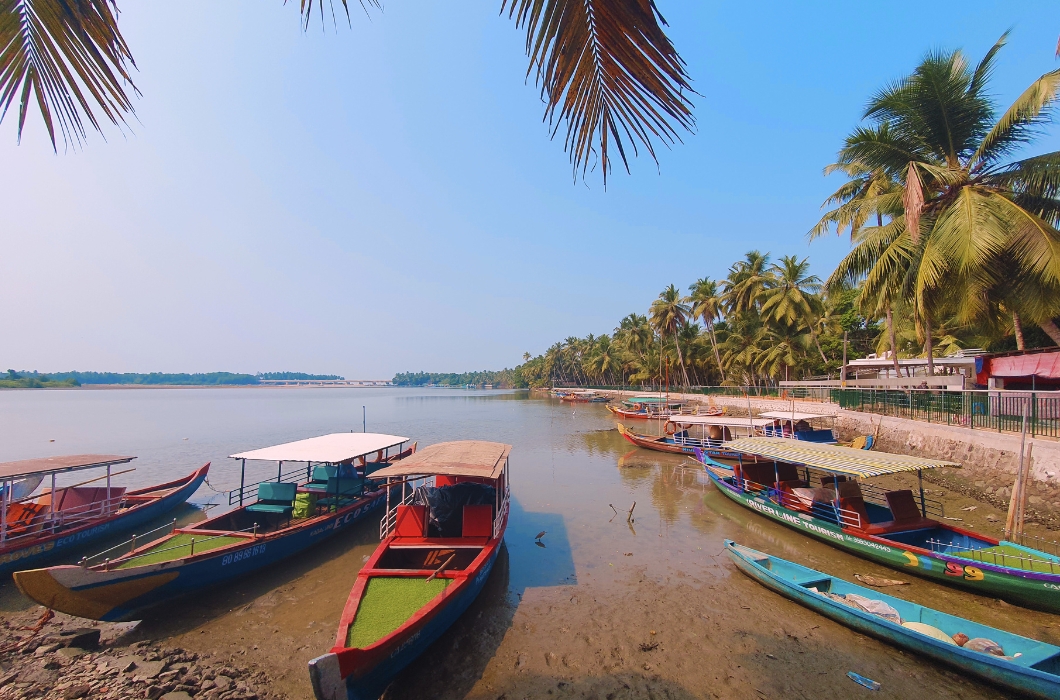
[1013,311,1025,351]
[924,314,935,377]
[673,330,691,387]
[707,320,723,377]
[811,329,828,365]
[886,302,903,378]
[1040,319,1060,346]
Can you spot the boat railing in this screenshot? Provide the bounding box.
[1,493,128,545]
[379,481,419,539]
[85,524,262,570]
[927,538,1060,574]
[741,478,864,529]
[1013,533,1060,557]
[857,482,945,519]
[228,463,313,507]
[494,488,510,540]
[79,519,179,566]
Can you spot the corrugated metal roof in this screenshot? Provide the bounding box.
[723,437,960,477]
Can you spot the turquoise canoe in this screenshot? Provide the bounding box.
[724,540,1060,700]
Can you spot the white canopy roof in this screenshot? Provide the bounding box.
[666,415,775,427]
[230,433,409,463]
[758,411,832,421]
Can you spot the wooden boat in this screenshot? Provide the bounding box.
[308,440,512,700]
[0,455,208,575]
[725,541,1060,700]
[617,415,776,459]
[702,438,1060,613]
[13,433,413,621]
[558,390,607,403]
[605,396,694,419]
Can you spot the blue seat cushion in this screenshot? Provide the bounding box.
[257,481,297,502]
[246,504,293,515]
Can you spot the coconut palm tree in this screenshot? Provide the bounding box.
[687,277,725,376]
[834,34,1060,359]
[760,255,828,365]
[649,284,691,386]
[723,251,773,316]
[3,1,694,184]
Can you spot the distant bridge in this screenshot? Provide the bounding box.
[258,379,393,387]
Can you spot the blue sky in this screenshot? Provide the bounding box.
[2,2,1058,378]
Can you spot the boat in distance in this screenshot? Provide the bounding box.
[725,540,1060,700]
[702,438,1060,613]
[14,434,414,621]
[0,455,208,575]
[309,440,512,700]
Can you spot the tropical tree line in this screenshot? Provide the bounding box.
[518,36,1060,389]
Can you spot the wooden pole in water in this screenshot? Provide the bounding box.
[1005,398,1031,540]
[1016,443,1035,539]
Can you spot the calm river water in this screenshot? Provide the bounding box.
[1,387,1056,700]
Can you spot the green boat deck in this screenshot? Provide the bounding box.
[117,533,246,569]
[346,576,450,648]
[954,544,1060,574]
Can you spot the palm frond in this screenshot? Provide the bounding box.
[968,32,1007,97]
[502,0,694,184]
[296,0,380,31]
[971,68,1060,169]
[1,0,138,149]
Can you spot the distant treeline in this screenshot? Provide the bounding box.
[392,370,526,388]
[2,370,344,388]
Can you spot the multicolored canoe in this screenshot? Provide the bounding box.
[725,541,1060,700]
[309,440,512,700]
[701,438,1060,613]
[0,455,208,575]
[13,433,412,621]
[617,415,776,458]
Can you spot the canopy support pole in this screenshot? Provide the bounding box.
[277,460,283,482]
[918,470,926,517]
[240,459,246,506]
[50,473,57,532]
[1,479,8,543]
[106,464,112,515]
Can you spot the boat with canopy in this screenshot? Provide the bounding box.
[605,395,704,419]
[725,541,1060,700]
[756,410,837,443]
[0,455,207,575]
[308,440,511,700]
[13,433,412,621]
[701,438,1060,612]
[617,415,776,459]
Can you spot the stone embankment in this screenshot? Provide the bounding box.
[591,389,1060,527]
[0,608,283,700]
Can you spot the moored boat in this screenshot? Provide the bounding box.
[725,540,1060,700]
[0,455,208,575]
[605,395,698,419]
[702,438,1060,613]
[13,433,412,621]
[308,440,512,700]
[617,415,776,459]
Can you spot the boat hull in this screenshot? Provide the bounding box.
[725,541,1060,700]
[318,543,501,700]
[617,424,749,460]
[708,471,1060,613]
[0,465,208,576]
[13,489,386,621]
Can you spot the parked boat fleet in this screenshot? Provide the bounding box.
[4,390,1060,699]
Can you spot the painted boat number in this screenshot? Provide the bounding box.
[222,544,266,566]
[902,551,981,580]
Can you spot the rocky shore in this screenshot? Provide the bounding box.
[0,608,284,700]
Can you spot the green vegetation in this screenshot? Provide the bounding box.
[392,370,526,389]
[257,372,343,381]
[0,371,78,389]
[347,576,450,648]
[117,534,245,569]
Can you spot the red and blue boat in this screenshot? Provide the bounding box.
[13,433,413,621]
[308,440,512,700]
[0,454,208,575]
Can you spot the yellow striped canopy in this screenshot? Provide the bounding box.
[724,437,960,478]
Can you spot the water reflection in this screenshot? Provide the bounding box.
[507,498,577,594]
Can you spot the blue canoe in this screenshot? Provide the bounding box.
[724,540,1060,699]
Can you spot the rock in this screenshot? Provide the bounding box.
[58,628,100,650]
[515,654,528,670]
[62,684,92,699]
[986,514,999,521]
[34,643,60,657]
[200,679,216,691]
[57,647,85,659]
[0,672,17,688]
[41,658,61,670]
[1029,495,1043,505]
[158,670,180,683]
[544,651,556,667]
[146,686,167,700]
[214,674,233,691]
[135,659,167,681]
[160,693,193,700]
[116,655,140,672]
